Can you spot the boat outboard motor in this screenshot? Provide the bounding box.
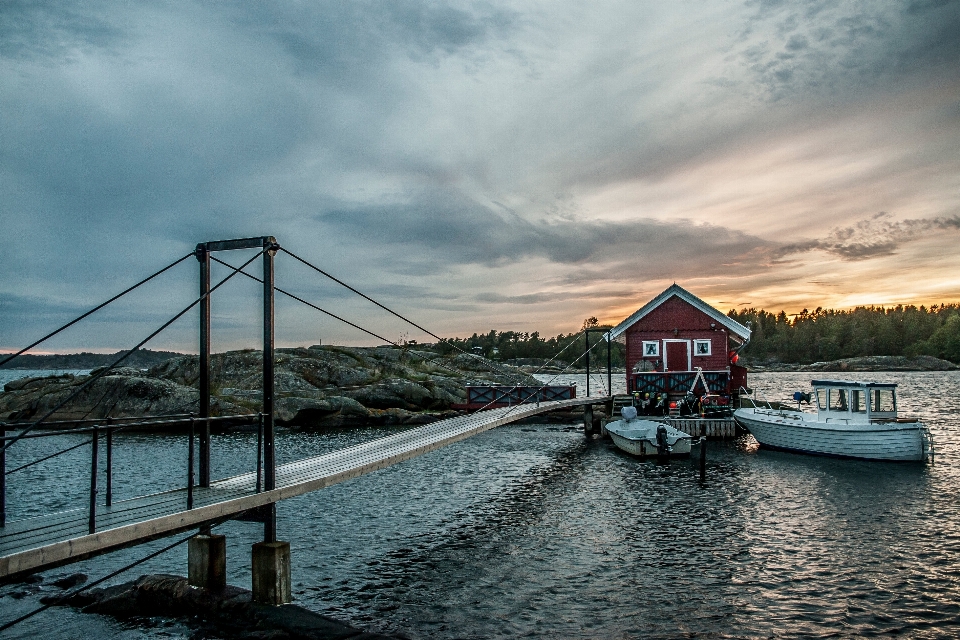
[621,405,638,422]
[793,391,811,410]
[656,424,670,458]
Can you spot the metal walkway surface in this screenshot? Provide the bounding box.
[0,397,608,579]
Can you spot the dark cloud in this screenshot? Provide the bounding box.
[779,213,960,260]
[739,0,960,101]
[315,190,774,269]
[0,0,125,60]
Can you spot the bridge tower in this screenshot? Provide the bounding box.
[191,236,290,604]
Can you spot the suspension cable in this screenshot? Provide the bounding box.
[0,512,240,632]
[278,247,530,385]
[210,256,394,345]
[5,438,91,475]
[529,330,586,375]
[1,248,266,453]
[470,332,610,415]
[0,252,195,369]
[210,256,497,383]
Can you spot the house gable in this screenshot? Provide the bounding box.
[608,284,750,341]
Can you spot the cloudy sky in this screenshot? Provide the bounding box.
[2,0,959,353]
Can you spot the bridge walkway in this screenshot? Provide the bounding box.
[0,396,609,580]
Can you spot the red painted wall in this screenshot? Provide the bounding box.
[624,296,731,376]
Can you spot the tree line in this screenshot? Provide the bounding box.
[728,304,960,364]
[427,304,960,368]
[428,318,627,367]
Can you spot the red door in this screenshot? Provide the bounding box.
[664,341,689,371]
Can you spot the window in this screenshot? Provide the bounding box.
[871,389,896,413]
[829,389,849,412]
[642,341,659,357]
[694,339,711,356]
[816,389,828,410]
[851,390,865,413]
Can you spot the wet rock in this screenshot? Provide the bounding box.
[50,573,88,590]
[54,574,403,639]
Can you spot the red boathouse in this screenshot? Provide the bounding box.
[608,284,750,403]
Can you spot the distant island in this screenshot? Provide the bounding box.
[0,349,185,370]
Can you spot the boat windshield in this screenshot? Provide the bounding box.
[816,389,827,410]
[850,389,866,413]
[872,389,896,413]
[829,389,849,412]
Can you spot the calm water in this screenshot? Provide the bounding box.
[1,371,959,639]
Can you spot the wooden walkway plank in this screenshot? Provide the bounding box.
[0,397,607,579]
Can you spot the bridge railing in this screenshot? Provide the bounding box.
[0,413,260,532]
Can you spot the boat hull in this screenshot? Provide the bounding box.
[734,408,926,462]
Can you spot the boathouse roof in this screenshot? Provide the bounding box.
[607,284,751,341]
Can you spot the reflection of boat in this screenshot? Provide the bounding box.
[605,407,693,458]
[734,380,934,463]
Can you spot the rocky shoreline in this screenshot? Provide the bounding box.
[744,355,958,373]
[0,345,541,429]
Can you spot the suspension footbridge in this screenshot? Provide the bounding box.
[0,236,614,615]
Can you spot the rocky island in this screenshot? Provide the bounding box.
[0,345,541,428]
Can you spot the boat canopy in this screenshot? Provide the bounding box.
[810,380,898,420]
[811,380,897,389]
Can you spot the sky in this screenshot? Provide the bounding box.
[2,0,959,353]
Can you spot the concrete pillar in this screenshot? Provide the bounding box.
[252,541,291,605]
[188,534,226,591]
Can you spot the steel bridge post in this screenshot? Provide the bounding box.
[89,425,99,534]
[197,245,211,487]
[262,239,278,543]
[585,332,590,397]
[607,333,612,397]
[105,417,113,507]
[0,426,5,527]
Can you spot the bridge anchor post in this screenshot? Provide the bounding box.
[252,541,291,605]
[188,534,226,591]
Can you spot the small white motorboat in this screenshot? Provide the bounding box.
[734,380,934,463]
[605,406,693,458]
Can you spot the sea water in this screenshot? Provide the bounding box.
[1,371,959,638]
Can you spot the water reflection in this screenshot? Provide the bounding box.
[2,372,959,638]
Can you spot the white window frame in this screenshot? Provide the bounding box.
[693,339,712,357]
[641,341,660,357]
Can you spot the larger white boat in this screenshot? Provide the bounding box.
[734,380,934,462]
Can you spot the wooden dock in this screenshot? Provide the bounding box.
[657,417,739,439]
[0,396,609,580]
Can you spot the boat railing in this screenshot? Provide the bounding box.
[738,386,775,411]
[920,423,935,465]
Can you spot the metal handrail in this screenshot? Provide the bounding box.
[0,413,259,441]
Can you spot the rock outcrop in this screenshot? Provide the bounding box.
[0,346,539,428]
